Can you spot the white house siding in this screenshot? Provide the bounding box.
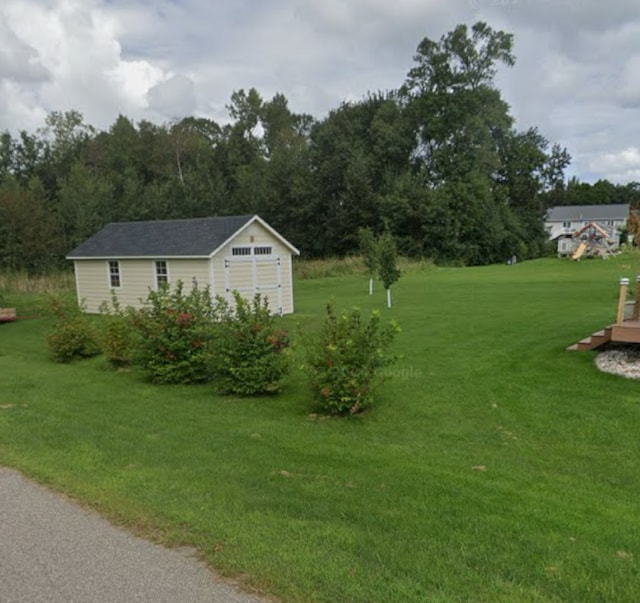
[547,219,627,242]
[547,223,574,240]
[213,221,295,314]
[557,237,576,255]
[74,258,211,313]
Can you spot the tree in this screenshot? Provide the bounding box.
[398,23,518,264]
[308,95,408,256]
[0,22,574,270]
[377,231,400,308]
[402,22,515,184]
[0,177,60,272]
[57,161,113,250]
[358,227,379,295]
[398,21,571,264]
[256,93,316,238]
[0,132,15,184]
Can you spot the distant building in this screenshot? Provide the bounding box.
[544,204,629,256]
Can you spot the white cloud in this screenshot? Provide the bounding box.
[589,147,640,183]
[0,16,49,82]
[0,80,48,130]
[108,61,164,109]
[147,74,196,118]
[617,55,640,108]
[0,0,639,183]
[0,0,173,131]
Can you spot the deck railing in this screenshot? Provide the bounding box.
[633,275,640,321]
[616,278,629,325]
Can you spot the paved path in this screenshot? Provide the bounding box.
[0,467,270,603]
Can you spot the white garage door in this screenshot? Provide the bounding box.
[223,247,283,315]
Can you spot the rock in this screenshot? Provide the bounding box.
[595,346,640,379]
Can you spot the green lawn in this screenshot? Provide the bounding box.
[1,257,639,602]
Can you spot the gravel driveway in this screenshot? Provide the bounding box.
[0,467,270,603]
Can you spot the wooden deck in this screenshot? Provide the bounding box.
[566,322,640,351]
[611,320,640,343]
[567,279,640,351]
[0,308,17,323]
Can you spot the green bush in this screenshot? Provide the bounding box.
[47,296,100,362]
[303,304,400,415]
[98,294,136,368]
[211,292,290,395]
[131,282,217,384]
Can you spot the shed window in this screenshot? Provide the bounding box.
[254,246,272,255]
[155,261,168,287]
[108,261,121,288]
[232,246,251,256]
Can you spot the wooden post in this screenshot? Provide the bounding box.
[633,275,640,321]
[616,277,629,325]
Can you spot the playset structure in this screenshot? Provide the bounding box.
[567,276,640,351]
[569,222,616,260]
[546,203,629,255]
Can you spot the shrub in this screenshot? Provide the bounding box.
[210,292,290,395]
[47,296,100,362]
[303,304,400,415]
[98,294,136,368]
[358,227,379,295]
[131,281,217,384]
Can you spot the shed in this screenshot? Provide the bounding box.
[67,215,300,315]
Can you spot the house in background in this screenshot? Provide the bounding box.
[67,215,300,315]
[544,203,630,256]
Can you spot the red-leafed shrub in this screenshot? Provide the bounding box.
[47,296,100,363]
[303,304,399,415]
[131,282,217,384]
[210,292,290,395]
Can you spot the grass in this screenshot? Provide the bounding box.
[293,255,436,279]
[1,256,640,602]
[0,269,75,316]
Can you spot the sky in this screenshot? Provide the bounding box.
[1,0,639,185]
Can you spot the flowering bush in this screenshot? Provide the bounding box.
[131,281,217,384]
[210,292,291,395]
[47,296,100,363]
[303,304,400,415]
[98,294,136,368]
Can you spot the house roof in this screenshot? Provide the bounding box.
[545,203,630,222]
[67,215,300,259]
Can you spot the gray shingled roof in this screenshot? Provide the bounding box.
[67,215,255,258]
[546,204,629,222]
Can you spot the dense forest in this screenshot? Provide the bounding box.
[1,22,638,273]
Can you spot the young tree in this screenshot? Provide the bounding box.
[358,227,378,294]
[377,231,400,308]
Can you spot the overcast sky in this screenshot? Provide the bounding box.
[1,0,639,184]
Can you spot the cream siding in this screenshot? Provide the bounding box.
[161,259,211,291]
[213,221,295,314]
[74,258,211,313]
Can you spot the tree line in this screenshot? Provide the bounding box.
[0,21,636,273]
